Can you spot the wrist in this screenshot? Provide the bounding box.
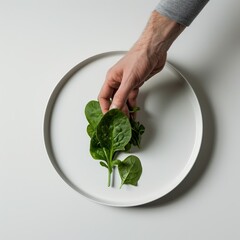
[133,11,185,57]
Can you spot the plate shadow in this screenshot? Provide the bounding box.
[138,63,216,208]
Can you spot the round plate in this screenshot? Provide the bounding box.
[44,51,203,207]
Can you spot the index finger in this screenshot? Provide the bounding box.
[98,81,114,114]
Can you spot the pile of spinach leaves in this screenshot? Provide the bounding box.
[85,100,145,188]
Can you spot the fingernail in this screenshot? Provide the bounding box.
[110,104,118,110]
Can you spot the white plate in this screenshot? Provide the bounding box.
[44,51,203,207]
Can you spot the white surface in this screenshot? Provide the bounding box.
[44,52,202,206]
[1,0,240,239]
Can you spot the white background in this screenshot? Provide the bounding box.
[1,0,240,239]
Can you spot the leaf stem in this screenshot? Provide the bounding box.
[107,147,114,187]
[108,168,111,187]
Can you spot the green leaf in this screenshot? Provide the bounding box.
[85,100,103,129]
[112,159,121,166]
[124,142,132,152]
[129,106,140,113]
[96,109,132,155]
[90,134,108,160]
[129,118,145,148]
[100,161,108,169]
[118,155,142,188]
[85,100,145,188]
[87,124,95,138]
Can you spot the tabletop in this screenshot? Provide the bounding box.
[1,1,240,239]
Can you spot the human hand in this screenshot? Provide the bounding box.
[98,11,185,115]
[98,48,167,115]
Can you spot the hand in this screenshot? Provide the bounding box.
[98,11,185,115]
[98,48,167,115]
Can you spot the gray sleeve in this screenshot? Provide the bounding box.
[155,0,209,26]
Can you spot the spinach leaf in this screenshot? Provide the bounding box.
[124,142,132,152]
[126,106,145,149]
[85,100,103,137]
[96,109,132,186]
[90,133,108,161]
[100,161,108,169]
[97,109,131,155]
[129,106,140,113]
[118,155,142,188]
[111,159,121,166]
[129,118,145,148]
[85,100,145,188]
[87,124,95,138]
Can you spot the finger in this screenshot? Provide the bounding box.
[110,72,137,110]
[127,88,139,119]
[98,82,114,114]
[110,85,131,110]
[122,104,130,118]
[127,88,139,110]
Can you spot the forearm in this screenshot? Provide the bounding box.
[132,11,185,58]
